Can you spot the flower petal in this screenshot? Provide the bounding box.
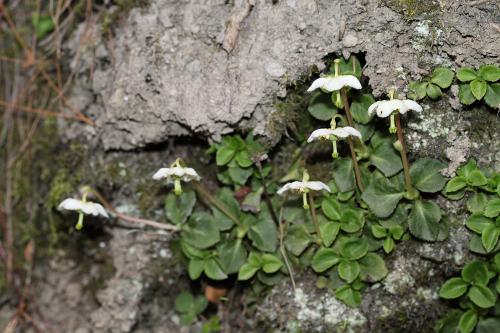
[307,128,336,143]
[152,168,170,180]
[368,101,381,115]
[306,181,331,192]
[58,198,84,212]
[401,99,422,114]
[331,126,362,139]
[277,181,305,195]
[307,78,328,92]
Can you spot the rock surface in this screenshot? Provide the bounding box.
[66,0,499,150]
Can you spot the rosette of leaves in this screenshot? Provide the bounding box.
[361,158,448,241]
[457,65,500,107]
[311,236,388,307]
[443,159,500,253]
[409,67,455,100]
[174,291,208,326]
[211,133,266,186]
[438,259,500,333]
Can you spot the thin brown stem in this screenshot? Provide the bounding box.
[340,89,365,192]
[191,182,242,228]
[395,113,413,192]
[347,137,365,192]
[308,193,322,244]
[90,189,179,231]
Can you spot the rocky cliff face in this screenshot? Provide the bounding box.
[10,0,498,332]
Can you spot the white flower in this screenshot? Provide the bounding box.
[58,198,108,218]
[307,75,362,92]
[368,99,422,118]
[277,181,331,195]
[152,167,201,183]
[307,127,362,143]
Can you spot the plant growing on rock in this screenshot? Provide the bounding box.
[58,186,108,230]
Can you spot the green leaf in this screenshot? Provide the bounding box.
[470,79,487,100]
[238,263,259,280]
[458,309,477,333]
[482,224,500,253]
[228,166,253,185]
[358,253,388,282]
[408,81,428,100]
[308,92,338,121]
[383,237,395,253]
[216,146,236,166]
[462,261,490,285]
[431,67,455,88]
[261,254,283,273]
[311,248,340,273]
[466,169,487,187]
[241,187,263,213]
[248,218,278,252]
[446,176,468,193]
[175,292,194,312]
[188,259,205,280]
[484,83,500,108]
[340,209,364,233]
[457,68,477,82]
[436,310,462,333]
[285,224,312,256]
[485,199,500,218]
[459,84,476,105]
[426,83,442,99]
[183,213,221,249]
[439,277,468,299]
[165,191,196,225]
[371,225,387,238]
[217,240,247,274]
[466,214,493,234]
[338,260,360,283]
[180,312,196,326]
[321,196,341,220]
[235,150,253,168]
[478,64,500,82]
[410,158,446,193]
[468,285,497,308]
[335,285,362,308]
[476,318,500,333]
[193,296,208,314]
[369,142,403,177]
[31,14,55,39]
[332,157,356,192]
[340,238,368,260]
[408,201,442,241]
[350,93,375,124]
[320,221,340,247]
[203,258,227,280]
[466,192,488,213]
[362,176,404,218]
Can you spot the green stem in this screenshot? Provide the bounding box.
[302,192,309,210]
[256,161,279,227]
[308,193,322,244]
[332,140,339,158]
[174,179,182,195]
[75,212,84,230]
[278,200,296,291]
[191,182,242,228]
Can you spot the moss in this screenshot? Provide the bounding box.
[381,0,441,20]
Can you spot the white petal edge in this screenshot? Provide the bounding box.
[277,181,305,195]
[401,99,422,114]
[58,198,108,218]
[331,127,362,139]
[307,128,336,143]
[307,78,328,92]
[306,181,331,192]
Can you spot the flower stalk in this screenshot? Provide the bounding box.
[308,193,323,245]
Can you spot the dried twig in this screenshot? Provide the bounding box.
[222,0,255,53]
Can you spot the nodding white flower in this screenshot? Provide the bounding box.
[153,159,201,195]
[307,126,362,158]
[367,99,422,118]
[368,99,422,133]
[58,198,108,230]
[307,127,362,143]
[307,75,362,93]
[152,167,201,183]
[277,170,330,209]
